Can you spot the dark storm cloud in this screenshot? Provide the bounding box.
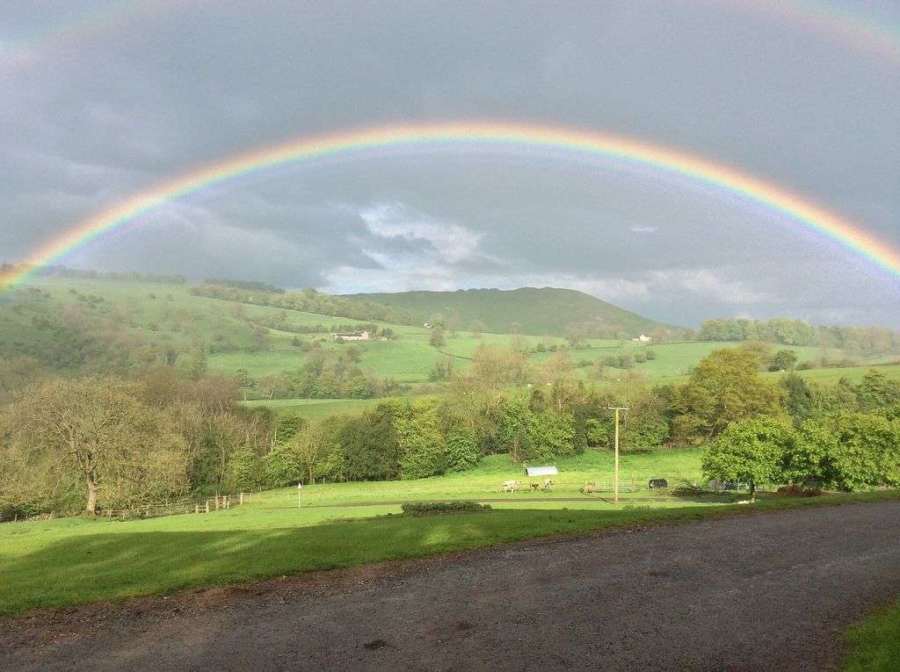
[1,0,898,326]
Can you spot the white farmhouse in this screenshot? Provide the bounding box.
[331,330,371,342]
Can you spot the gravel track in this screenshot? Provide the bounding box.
[2,501,898,671]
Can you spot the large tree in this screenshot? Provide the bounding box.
[673,348,781,443]
[3,378,188,513]
[702,418,792,501]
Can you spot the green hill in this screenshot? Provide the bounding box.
[343,287,669,337]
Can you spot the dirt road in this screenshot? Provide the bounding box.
[3,502,898,671]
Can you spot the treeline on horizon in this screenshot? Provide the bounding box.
[698,318,900,354]
[191,283,417,326]
[0,263,187,286]
[1,343,898,519]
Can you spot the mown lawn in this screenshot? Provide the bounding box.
[2,445,896,618]
[844,600,900,672]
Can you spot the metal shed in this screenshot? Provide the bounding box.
[524,466,558,477]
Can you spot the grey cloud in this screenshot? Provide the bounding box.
[1,1,898,326]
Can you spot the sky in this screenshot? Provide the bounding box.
[1,0,898,327]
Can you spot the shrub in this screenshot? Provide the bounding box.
[396,401,448,479]
[702,418,792,500]
[670,482,705,497]
[445,428,481,471]
[401,501,492,516]
[776,484,822,497]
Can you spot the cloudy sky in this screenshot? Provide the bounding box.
[2,0,898,327]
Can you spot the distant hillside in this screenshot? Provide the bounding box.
[343,287,668,337]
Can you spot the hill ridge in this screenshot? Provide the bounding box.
[343,286,669,337]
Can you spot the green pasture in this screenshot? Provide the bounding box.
[15,278,898,390]
[771,363,900,386]
[844,600,900,672]
[2,482,895,618]
[242,397,387,419]
[246,449,705,507]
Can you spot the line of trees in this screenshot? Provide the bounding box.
[698,318,900,354]
[0,370,277,517]
[191,284,415,325]
[3,343,898,518]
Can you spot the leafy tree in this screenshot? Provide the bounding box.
[781,419,839,488]
[525,410,576,461]
[817,413,900,490]
[496,394,533,462]
[338,404,401,481]
[429,326,446,348]
[290,421,336,484]
[395,401,447,479]
[3,378,188,513]
[856,370,900,413]
[674,348,781,443]
[468,344,529,389]
[770,350,799,372]
[781,373,814,425]
[444,428,480,471]
[227,448,264,491]
[702,418,792,501]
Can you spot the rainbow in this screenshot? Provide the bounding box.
[2,121,899,291]
[725,0,900,62]
[1,1,174,73]
[3,1,898,76]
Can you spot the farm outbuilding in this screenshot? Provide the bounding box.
[524,466,558,477]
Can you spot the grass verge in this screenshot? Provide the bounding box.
[844,600,900,672]
[0,490,896,618]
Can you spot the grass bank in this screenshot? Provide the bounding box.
[1,489,895,618]
[844,600,900,672]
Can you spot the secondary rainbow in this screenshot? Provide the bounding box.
[3,121,899,290]
[3,1,897,79]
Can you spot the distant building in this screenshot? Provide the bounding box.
[331,330,370,342]
[631,334,652,344]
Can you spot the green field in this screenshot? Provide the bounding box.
[844,600,900,672]
[242,397,387,419]
[2,476,895,618]
[11,278,898,397]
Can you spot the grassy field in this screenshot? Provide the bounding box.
[1,485,895,618]
[242,397,387,419]
[844,600,900,672]
[244,449,706,507]
[15,279,896,389]
[1,445,895,618]
[767,362,900,386]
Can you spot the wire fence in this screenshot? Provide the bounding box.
[1,492,256,524]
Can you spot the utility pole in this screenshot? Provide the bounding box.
[607,406,629,503]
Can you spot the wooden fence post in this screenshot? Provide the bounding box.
[240,492,244,506]
[205,500,210,514]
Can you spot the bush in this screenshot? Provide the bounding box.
[401,501,492,516]
[670,482,705,497]
[445,429,481,471]
[396,401,448,479]
[776,484,822,497]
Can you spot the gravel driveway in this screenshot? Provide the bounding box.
[3,502,898,671]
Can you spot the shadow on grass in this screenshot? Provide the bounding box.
[2,492,896,618]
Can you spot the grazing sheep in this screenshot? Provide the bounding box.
[542,479,553,491]
[580,482,596,495]
[530,482,541,491]
[502,480,521,493]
